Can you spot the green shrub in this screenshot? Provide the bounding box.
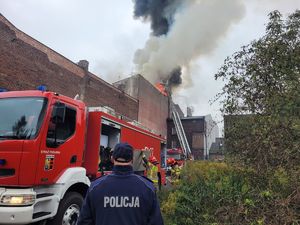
[160,162,299,225]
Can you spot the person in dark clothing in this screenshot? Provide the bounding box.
[77,142,164,225]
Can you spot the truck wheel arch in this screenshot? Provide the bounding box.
[56,167,90,200]
[44,168,90,221]
[64,182,89,198]
[49,183,88,224]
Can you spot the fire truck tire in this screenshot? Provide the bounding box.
[47,192,83,225]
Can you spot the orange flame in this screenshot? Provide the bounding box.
[155,83,168,96]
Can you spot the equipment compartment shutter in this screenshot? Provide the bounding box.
[102,119,121,129]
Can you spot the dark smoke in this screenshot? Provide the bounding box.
[168,67,182,87]
[133,0,183,86]
[133,0,175,36]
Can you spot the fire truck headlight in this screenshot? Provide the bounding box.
[0,194,35,206]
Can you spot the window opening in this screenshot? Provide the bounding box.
[46,102,76,148]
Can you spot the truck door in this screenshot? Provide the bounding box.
[35,101,78,185]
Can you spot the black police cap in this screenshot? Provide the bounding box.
[112,142,133,163]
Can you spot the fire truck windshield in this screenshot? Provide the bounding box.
[0,97,48,140]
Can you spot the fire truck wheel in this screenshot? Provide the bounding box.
[47,192,83,225]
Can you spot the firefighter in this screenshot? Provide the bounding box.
[166,158,175,176]
[148,156,160,186]
[170,161,181,185]
[78,142,164,225]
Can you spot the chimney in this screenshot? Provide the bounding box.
[187,107,193,117]
[78,60,89,71]
[78,60,89,101]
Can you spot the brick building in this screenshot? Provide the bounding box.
[167,115,219,160]
[0,13,138,120]
[0,13,216,146]
[113,74,170,137]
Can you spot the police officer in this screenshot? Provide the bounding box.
[77,142,164,225]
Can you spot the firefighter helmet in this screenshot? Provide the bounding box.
[149,156,159,165]
[167,158,176,166]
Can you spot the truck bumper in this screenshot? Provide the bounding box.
[0,205,33,224]
[0,187,60,224]
[0,188,35,224]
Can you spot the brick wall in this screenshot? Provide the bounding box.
[114,74,169,137]
[0,14,138,120]
[167,117,205,160]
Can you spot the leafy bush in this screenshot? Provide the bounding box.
[160,162,300,225]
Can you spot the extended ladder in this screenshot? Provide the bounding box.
[172,110,192,159]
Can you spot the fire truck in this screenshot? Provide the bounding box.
[0,90,166,225]
[166,148,185,166]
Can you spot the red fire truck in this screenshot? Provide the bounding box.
[0,90,166,225]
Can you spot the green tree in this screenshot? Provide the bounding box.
[215,10,300,172]
[160,11,300,225]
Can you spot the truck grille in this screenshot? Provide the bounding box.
[0,169,15,177]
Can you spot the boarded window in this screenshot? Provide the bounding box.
[171,140,177,148]
[192,133,204,149]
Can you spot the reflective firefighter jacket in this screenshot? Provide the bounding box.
[148,163,159,184]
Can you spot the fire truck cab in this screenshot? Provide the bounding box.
[0,90,166,225]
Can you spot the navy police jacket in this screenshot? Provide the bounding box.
[77,165,164,225]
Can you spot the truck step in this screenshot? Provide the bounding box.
[36,193,54,199]
[33,212,51,219]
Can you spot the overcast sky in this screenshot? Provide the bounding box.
[1,0,300,134]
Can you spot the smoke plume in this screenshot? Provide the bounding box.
[133,0,245,87]
[168,67,182,87]
[133,0,182,36]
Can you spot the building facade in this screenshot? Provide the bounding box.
[0,13,138,120]
[167,115,219,160]
[113,74,170,137]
